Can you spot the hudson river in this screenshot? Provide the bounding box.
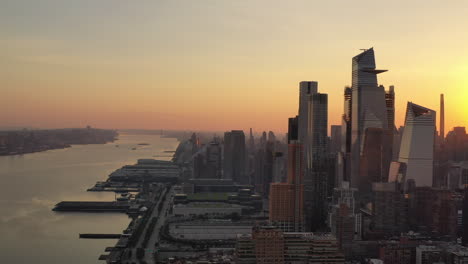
[0,133,178,264]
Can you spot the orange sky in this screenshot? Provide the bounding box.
[1,1,467,134]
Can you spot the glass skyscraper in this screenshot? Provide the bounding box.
[398,102,436,187]
[349,48,392,192]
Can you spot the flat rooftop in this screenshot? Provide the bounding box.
[187,192,234,201]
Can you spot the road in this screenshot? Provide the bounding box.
[121,185,174,264]
[142,186,174,263]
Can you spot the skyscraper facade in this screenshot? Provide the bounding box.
[269,116,304,232]
[342,86,353,155]
[386,85,396,131]
[252,227,285,264]
[338,87,353,186]
[359,127,393,194]
[440,94,445,141]
[446,127,468,162]
[408,187,456,237]
[206,140,222,178]
[386,85,399,162]
[253,137,274,196]
[330,125,342,154]
[329,182,360,255]
[371,182,407,236]
[304,92,329,231]
[223,130,247,184]
[236,227,344,264]
[298,82,319,229]
[398,102,436,187]
[307,93,329,167]
[269,183,303,232]
[193,138,222,179]
[349,48,393,195]
[462,188,468,246]
[298,81,318,145]
[248,128,255,152]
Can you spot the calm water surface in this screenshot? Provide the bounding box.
[0,133,178,264]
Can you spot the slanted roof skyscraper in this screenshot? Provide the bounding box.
[350,48,392,192]
[398,102,436,187]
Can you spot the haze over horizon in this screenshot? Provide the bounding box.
[2,0,468,133]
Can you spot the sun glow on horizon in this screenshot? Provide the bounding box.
[1,0,468,132]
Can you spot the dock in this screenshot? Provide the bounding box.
[87,186,140,192]
[52,201,130,212]
[79,233,122,239]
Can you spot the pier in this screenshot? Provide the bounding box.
[52,201,130,212]
[87,186,140,192]
[49,158,181,263]
[79,234,122,239]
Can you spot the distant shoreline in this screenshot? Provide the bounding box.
[0,141,118,156]
[0,128,118,156]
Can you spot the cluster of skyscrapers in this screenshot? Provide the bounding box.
[267,48,468,260]
[187,48,468,262]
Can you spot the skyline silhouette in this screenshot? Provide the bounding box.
[2,0,467,132]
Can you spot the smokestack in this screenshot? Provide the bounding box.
[440,94,445,141]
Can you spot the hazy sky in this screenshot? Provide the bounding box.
[1,0,467,133]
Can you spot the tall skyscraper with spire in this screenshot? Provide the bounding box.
[342,86,353,155]
[440,94,445,141]
[385,85,396,130]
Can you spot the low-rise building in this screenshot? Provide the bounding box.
[109,159,180,182]
[379,241,414,264]
[236,234,256,264]
[447,246,468,264]
[416,245,443,264]
[169,220,253,240]
[236,226,344,264]
[172,202,248,217]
